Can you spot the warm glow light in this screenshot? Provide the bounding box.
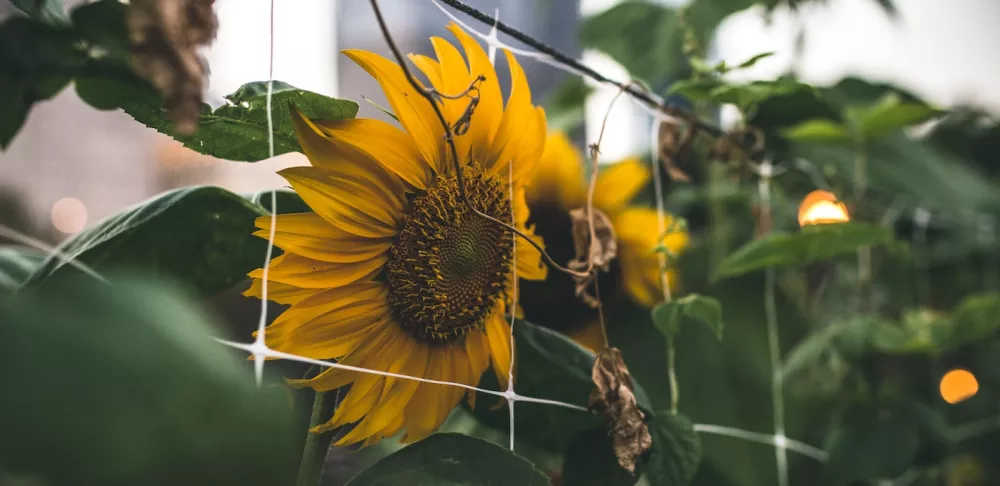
[51,198,88,234]
[798,190,850,227]
[939,369,979,404]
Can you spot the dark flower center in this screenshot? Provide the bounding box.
[386,168,512,343]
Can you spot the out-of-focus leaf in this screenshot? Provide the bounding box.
[24,186,267,296]
[70,0,129,63]
[854,93,942,139]
[947,293,1000,350]
[643,412,701,486]
[0,248,44,297]
[825,402,920,481]
[0,276,298,485]
[0,18,82,148]
[736,51,775,69]
[781,119,853,144]
[345,433,549,486]
[709,80,813,113]
[562,428,638,486]
[667,78,721,102]
[651,294,723,340]
[470,320,653,453]
[580,1,682,85]
[120,81,359,161]
[714,223,894,281]
[545,76,593,132]
[10,0,69,26]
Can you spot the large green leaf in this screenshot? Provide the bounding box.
[946,293,1000,350]
[469,320,653,453]
[580,1,682,85]
[824,402,920,482]
[0,275,298,485]
[345,433,549,486]
[714,223,894,281]
[651,293,723,340]
[644,412,702,486]
[780,119,852,145]
[0,248,44,297]
[854,93,941,140]
[120,81,359,162]
[562,428,638,486]
[24,186,267,295]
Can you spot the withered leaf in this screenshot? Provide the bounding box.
[127,0,218,135]
[657,121,692,182]
[588,347,652,474]
[567,207,617,308]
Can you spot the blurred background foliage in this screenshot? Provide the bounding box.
[2,0,1000,485]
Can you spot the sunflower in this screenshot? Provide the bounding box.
[243,24,547,447]
[520,132,688,350]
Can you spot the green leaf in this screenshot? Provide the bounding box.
[708,80,813,112]
[345,433,549,486]
[667,78,722,102]
[943,293,1000,350]
[0,275,298,485]
[24,186,268,296]
[780,118,853,144]
[580,2,682,85]
[651,294,723,340]
[736,51,775,69]
[545,76,593,132]
[643,412,701,485]
[0,18,83,148]
[0,248,44,297]
[562,428,638,486]
[115,81,359,161]
[782,318,880,381]
[70,0,129,63]
[714,223,894,281]
[825,402,920,481]
[469,320,653,453]
[855,93,941,139]
[10,0,69,26]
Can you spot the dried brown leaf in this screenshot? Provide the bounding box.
[588,347,652,474]
[567,207,617,308]
[127,0,218,135]
[657,122,692,182]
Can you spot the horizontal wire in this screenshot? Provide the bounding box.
[213,338,589,412]
[694,424,828,462]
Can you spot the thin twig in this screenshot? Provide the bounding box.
[368,0,590,280]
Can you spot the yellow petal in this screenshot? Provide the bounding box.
[515,232,547,281]
[343,341,429,443]
[243,279,317,305]
[408,54,443,88]
[487,53,546,184]
[280,166,401,238]
[248,252,386,289]
[289,105,407,196]
[292,323,399,392]
[430,36,474,163]
[314,118,432,191]
[448,23,502,159]
[484,306,513,391]
[316,373,383,432]
[526,132,586,209]
[253,213,391,264]
[343,49,445,173]
[593,157,651,214]
[400,352,447,443]
[566,319,604,353]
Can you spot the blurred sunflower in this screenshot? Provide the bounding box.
[244,25,547,447]
[520,132,688,350]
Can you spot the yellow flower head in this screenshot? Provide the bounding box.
[522,132,689,349]
[244,24,548,447]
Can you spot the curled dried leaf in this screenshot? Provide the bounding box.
[127,0,218,135]
[657,122,692,182]
[567,207,617,308]
[588,347,652,474]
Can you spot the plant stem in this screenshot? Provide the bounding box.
[666,335,679,415]
[296,390,337,486]
[854,143,872,313]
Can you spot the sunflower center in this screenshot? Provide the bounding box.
[386,168,513,343]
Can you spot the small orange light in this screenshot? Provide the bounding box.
[939,369,978,404]
[798,190,850,227]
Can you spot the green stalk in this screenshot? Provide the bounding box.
[666,335,679,415]
[296,390,337,486]
[854,142,872,313]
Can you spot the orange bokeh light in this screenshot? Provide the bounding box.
[798,190,850,227]
[939,369,979,404]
